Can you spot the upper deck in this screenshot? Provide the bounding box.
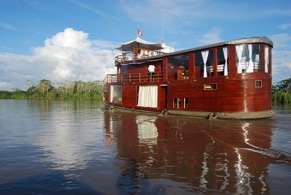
[106,36,273,84]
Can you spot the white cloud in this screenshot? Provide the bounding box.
[68,0,106,17]
[0,21,16,31]
[272,50,291,83]
[278,23,291,30]
[0,81,10,89]
[199,28,223,45]
[270,33,291,83]
[0,28,116,90]
[270,33,291,48]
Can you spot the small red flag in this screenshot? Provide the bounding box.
[138,28,143,36]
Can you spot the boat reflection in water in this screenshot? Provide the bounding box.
[103,111,290,194]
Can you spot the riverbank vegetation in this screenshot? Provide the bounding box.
[272,78,291,104]
[0,80,104,100]
[1,78,290,104]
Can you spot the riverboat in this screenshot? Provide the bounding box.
[104,36,275,119]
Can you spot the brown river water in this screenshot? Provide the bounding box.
[0,100,290,194]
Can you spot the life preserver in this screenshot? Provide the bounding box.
[207,112,217,120]
[161,109,168,115]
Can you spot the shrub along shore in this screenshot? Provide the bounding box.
[272,78,291,104]
[0,80,104,101]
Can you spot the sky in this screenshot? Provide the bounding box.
[0,0,291,90]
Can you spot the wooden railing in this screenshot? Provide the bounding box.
[115,49,166,63]
[105,72,163,84]
[104,74,118,84]
[122,72,163,82]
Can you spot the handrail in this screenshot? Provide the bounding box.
[122,71,163,83]
[115,48,166,64]
[133,48,166,59]
[104,74,118,84]
[105,72,163,84]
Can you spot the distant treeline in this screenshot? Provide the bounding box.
[0,79,104,101]
[272,78,291,104]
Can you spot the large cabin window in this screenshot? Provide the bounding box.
[252,44,260,72]
[264,45,269,73]
[195,49,213,78]
[168,54,189,80]
[236,44,260,73]
[206,49,214,77]
[137,86,158,108]
[217,47,228,76]
[110,85,122,104]
[195,52,203,77]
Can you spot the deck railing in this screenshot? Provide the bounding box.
[104,74,118,84]
[105,72,163,84]
[123,72,163,82]
[115,49,166,63]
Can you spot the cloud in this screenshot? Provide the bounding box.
[68,0,106,17]
[270,33,291,48]
[270,33,291,83]
[0,28,115,90]
[199,28,223,45]
[0,21,16,31]
[272,50,291,83]
[278,23,291,30]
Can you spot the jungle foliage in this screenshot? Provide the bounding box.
[272,78,291,104]
[0,80,104,101]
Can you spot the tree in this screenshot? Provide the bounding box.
[36,79,53,96]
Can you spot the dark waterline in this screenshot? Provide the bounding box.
[0,100,290,194]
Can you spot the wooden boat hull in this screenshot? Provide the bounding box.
[104,103,275,119]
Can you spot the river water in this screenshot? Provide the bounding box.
[0,100,290,194]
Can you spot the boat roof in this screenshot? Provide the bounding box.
[116,37,163,51]
[147,37,273,59]
[119,36,273,64]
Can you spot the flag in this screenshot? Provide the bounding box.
[138,28,143,36]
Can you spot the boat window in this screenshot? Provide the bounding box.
[184,98,188,109]
[137,86,158,108]
[264,45,269,73]
[204,83,217,90]
[173,97,188,109]
[168,54,189,80]
[217,47,228,76]
[195,49,213,78]
[255,80,262,88]
[110,85,122,104]
[195,52,204,77]
[206,49,214,77]
[236,44,260,73]
[252,44,260,72]
[173,98,181,108]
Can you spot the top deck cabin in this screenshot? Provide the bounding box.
[106,37,273,84]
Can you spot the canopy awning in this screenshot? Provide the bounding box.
[116,37,163,51]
